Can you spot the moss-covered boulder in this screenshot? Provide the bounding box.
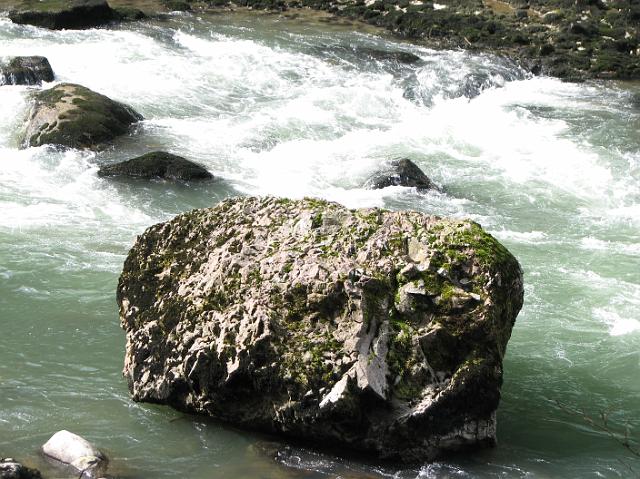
[118,196,524,462]
[22,83,142,149]
[0,56,54,86]
[8,0,120,30]
[98,151,213,181]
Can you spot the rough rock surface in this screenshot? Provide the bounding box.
[0,57,54,86]
[364,158,435,190]
[22,83,143,149]
[42,430,107,478]
[118,196,524,462]
[0,459,42,479]
[8,0,120,30]
[98,151,213,181]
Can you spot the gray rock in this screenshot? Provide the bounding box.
[22,83,143,149]
[364,158,435,190]
[9,0,117,30]
[0,57,54,86]
[98,152,213,181]
[0,459,42,479]
[118,196,524,462]
[41,430,107,479]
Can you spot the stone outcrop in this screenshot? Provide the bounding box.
[9,0,119,30]
[0,459,42,479]
[42,430,107,479]
[364,158,435,190]
[0,57,54,86]
[118,196,523,462]
[22,83,142,149]
[98,151,213,181]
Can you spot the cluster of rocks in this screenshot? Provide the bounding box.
[2,431,108,479]
[168,0,639,81]
[2,0,527,468]
[5,0,640,80]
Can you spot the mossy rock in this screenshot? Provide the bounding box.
[22,83,143,150]
[119,196,524,462]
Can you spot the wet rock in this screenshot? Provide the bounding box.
[358,47,421,64]
[42,430,107,479]
[364,158,435,190]
[98,152,213,181]
[118,196,524,462]
[9,0,119,30]
[0,57,54,86]
[161,0,192,11]
[0,459,42,479]
[22,83,143,149]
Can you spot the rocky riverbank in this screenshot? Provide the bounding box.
[5,0,636,80]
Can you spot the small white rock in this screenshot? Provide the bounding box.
[42,430,107,477]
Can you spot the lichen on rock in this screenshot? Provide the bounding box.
[22,83,143,150]
[118,196,524,462]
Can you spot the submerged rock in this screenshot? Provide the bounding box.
[22,83,143,149]
[364,158,435,190]
[98,152,213,181]
[0,459,42,479]
[0,57,54,86]
[118,196,524,462]
[9,0,119,30]
[358,47,421,64]
[42,430,107,478]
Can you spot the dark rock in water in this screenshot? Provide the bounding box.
[161,0,192,11]
[22,83,143,150]
[0,56,54,86]
[365,158,434,190]
[112,6,147,21]
[9,0,119,30]
[118,196,524,462]
[98,152,213,181]
[358,47,421,64]
[0,458,42,479]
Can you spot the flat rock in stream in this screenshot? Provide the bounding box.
[118,196,524,462]
[8,0,120,30]
[98,152,213,181]
[0,57,54,86]
[0,459,42,479]
[22,83,143,149]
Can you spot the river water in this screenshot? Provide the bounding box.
[0,10,639,479]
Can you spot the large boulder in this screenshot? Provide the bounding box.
[41,430,107,478]
[118,197,523,462]
[98,152,213,181]
[22,83,143,149]
[0,459,42,479]
[9,0,118,30]
[364,158,435,190]
[0,56,54,86]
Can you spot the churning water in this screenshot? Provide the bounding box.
[0,10,639,479]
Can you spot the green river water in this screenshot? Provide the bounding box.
[0,10,639,479]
